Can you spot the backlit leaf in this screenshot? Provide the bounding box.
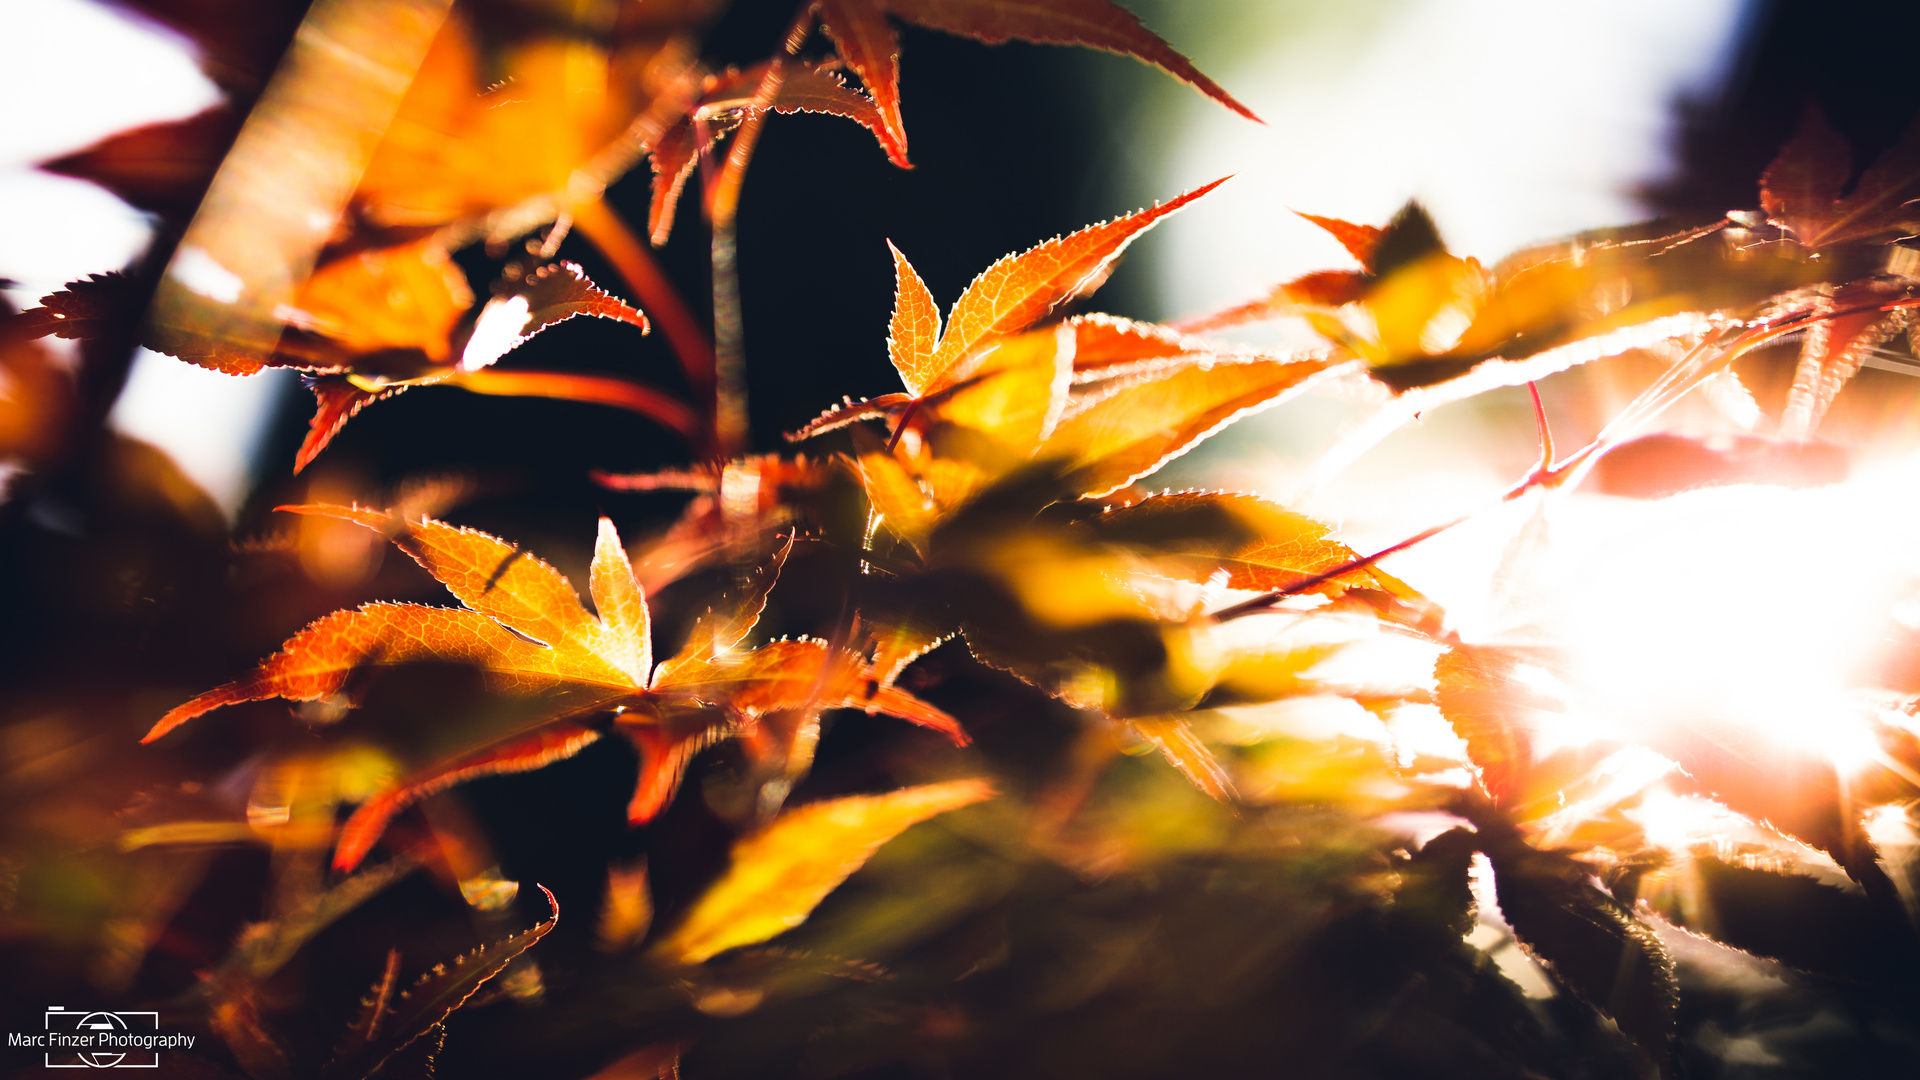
[1046,354,1347,497]
[816,0,1256,168]
[1080,491,1415,600]
[325,885,558,1080]
[332,723,603,872]
[1128,717,1233,801]
[1433,644,1538,804]
[648,62,896,243]
[1762,107,1920,248]
[277,504,597,650]
[927,178,1227,384]
[1296,211,1385,269]
[654,638,964,743]
[143,601,634,745]
[457,262,650,373]
[10,273,141,344]
[1489,845,1677,1066]
[591,517,652,685]
[654,534,793,681]
[654,778,994,963]
[1638,855,1920,986]
[887,239,942,394]
[291,238,472,362]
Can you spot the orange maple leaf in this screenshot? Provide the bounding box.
[145,507,962,871]
[814,0,1258,167]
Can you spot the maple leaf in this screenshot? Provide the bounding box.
[795,181,1239,524]
[1126,716,1233,801]
[145,507,962,871]
[8,273,143,344]
[1761,107,1920,248]
[648,62,893,244]
[1044,351,1349,498]
[1640,854,1920,988]
[40,106,243,223]
[320,885,558,1080]
[1182,200,1851,404]
[278,258,664,472]
[288,237,474,363]
[593,457,836,594]
[814,0,1257,167]
[1485,843,1677,1067]
[349,6,706,236]
[654,778,995,964]
[1591,432,1850,499]
[1075,491,1418,603]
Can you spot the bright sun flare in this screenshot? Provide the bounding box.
[1503,454,1920,779]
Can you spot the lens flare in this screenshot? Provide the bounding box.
[1541,462,1920,777]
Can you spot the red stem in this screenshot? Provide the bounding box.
[452,369,703,441]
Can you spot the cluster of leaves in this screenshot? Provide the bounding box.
[6,1,1920,1078]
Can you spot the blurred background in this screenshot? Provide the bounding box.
[6,3,1920,1075]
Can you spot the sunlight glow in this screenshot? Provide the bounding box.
[1546,471,1920,777]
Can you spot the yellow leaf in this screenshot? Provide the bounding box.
[1047,355,1343,497]
[655,778,994,964]
[290,238,472,360]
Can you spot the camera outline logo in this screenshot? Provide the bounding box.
[42,1008,160,1069]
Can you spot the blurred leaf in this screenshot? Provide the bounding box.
[1045,354,1344,497]
[1434,644,1542,805]
[1778,276,1910,437]
[210,987,294,1080]
[1639,855,1920,986]
[323,885,559,1080]
[1393,826,1478,940]
[224,856,421,980]
[1591,432,1850,498]
[1763,107,1920,248]
[655,778,995,964]
[1078,491,1415,602]
[1490,844,1677,1067]
[863,611,953,690]
[331,948,402,1062]
[652,533,792,682]
[40,107,242,222]
[333,723,603,873]
[291,238,472,361]
[1127,716,1233,801]
[145,0,458,371]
